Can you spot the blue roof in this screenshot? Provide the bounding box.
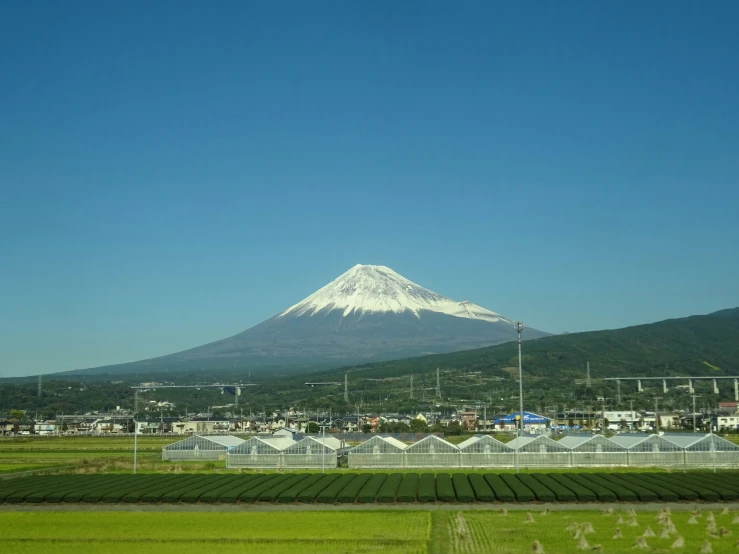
[494,411,549,424]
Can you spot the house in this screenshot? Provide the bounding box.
[459,411,477,431]
[178,417,230,435]
[0,419,16,436]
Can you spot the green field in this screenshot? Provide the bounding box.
[2,471,738,503]
[3,509,739,553]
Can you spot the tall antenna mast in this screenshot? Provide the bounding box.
[37,375,42,397]
[436,368,441,399]
[344,373,349,403]
[410,375,414,400]
[586,361,591,389]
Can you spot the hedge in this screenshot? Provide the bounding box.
[356,474,387,503]
[584,474,639,502]
[6,477,78,503]
[82,477,143,502]
[63,476,133,503]
[547,474,598,502]
[500,474,534,502]
[395,473,420,503]
[297,474,340,503]
[376,473,404,503]
[25,476,92,503]
[417,473,436,503]
[139,475,210,503]
[102,476,180,504]
[198,475,257,503]
[435,473,455,502]
[517,474,554,502]
[688,474,739,500]
[468,474,494,502]
[218,475,280,503]
[177,476,236,503]
[648,473,718,502]
[277,474,325,503]
[452,474,475,503]
[256,474,308,502]
[336,473,372,503]
[595,474,655,502]
[530,474,576,502]
[484,474,515,502]
[316,474,357,503]
[617,474,679,502]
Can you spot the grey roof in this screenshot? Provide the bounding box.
[663,433,739,451]
[507,435,569,452]
[197,435,246,448]
[230,436,295,453]
[457,435,513,452]
[558,434,627,451]
[405,435,459,453]
[607,434,651,449]
[380,436,409,450]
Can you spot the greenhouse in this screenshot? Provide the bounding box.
[663,433,739,468]
[347,435,408,468]
[609,434,684,467]
[404,435,459,468]
[281,436,339,469]
[458,435,514,468]
[161,435,245,461]
[559,434,628,467]
[507,435,570,468]
[225,436,296,469]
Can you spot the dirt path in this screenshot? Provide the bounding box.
[2,501,738,512]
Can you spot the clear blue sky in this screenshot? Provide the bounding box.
[1,2,738,377]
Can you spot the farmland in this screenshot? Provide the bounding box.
[4,509,739,553]
[1,471,739,504]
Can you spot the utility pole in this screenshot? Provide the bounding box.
[410,375,414,400]
[436,368,441,399]
[692,394,700,432]
[344,373,348,403]
[133,389,139,475]
[319,424,329,474]
[515,322,525,438]
[654,397,662,432]
[616,379,621,406]
[37,375,42,397]
[586,362,591,389]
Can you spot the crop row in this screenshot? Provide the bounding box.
[1,472,738,503]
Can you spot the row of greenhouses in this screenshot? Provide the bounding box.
[161,435,342,468]
[161,433,739,469]
[347,434,739,469]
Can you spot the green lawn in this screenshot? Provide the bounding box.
[3,509,739,553]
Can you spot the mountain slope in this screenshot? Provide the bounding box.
[311,307,739,382]
[67,264,547,375]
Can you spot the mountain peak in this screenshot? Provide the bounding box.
[278,264,510,323]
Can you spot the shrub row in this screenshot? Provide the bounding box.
[6,472,739,503]
[356,474,387,503]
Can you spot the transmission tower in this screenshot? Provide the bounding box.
[436,368,441,399]
[344,373,348,403]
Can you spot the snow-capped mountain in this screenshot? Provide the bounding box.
[72,264,548,375]
[279,264,508,322]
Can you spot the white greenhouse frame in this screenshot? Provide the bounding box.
[458,435,514,468]
[404,435,459,468]
[663,433,739,468]
[348,435,407,468]
[161,435,245,461]
[608,434,684,467]
[226,437,296,469]
[281,437,338,469]
[507,435,570,468]
[559,434,628,467]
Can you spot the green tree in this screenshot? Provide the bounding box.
[9,409,24,421]
[444,421,463,436]
[410,418,428,433]
[306,421,319,433]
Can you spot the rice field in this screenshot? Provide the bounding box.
[3,509,739,553]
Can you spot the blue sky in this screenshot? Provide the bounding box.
[1,2,738,377]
